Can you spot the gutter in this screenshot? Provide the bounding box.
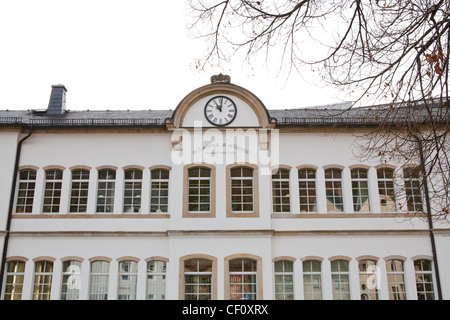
[0,127,33,294]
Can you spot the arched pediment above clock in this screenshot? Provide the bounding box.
[166,75,276,130]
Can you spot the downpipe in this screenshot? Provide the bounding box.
[0,127,33,294]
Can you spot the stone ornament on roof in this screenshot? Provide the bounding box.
[210,73,231,84]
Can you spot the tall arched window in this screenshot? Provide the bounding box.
[123,169,143,213]
[43,169,63,213]
[70,169,90,213]
[32,260,54,300]
[377,168,397,212]
[298,168,317,213]
[96,169,116,213]
[351,168,370,212]
[150,169,170,213]
[183,258,213,300]
[16,169,36,213]
[324,168,344,213]
[272,169,290,213]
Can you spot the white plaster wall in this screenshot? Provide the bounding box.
[0,132,19,230]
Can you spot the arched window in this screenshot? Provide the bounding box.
[358,259,378,300]
[146,260,167,300]
[89,260,110,300]
[231,167,254,213]
[60,260,82,300]
[272,169,290,213]
[43,169,63,213]
[330,259,350,300]
[16,169,36,213]
[377,168,397,212]
[183,258,213,300]
[70,169,90,213]
[351,168,370,212]
[118,260,138,300]
[4,260,26,300]
[414,259,435,300]
[324,169,343,213]
[404,167,424,212]
[123,169,143,213]
[298,168,317,213]
[386,259,406,300]
[229,258,257,300]
[96,169,116,213]
[274,260,294,300]
[32,260,54,300]
[303,259,322,300]
[150,169,170,213]
[188,167,211,213]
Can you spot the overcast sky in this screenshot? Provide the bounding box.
[0,0,346,111]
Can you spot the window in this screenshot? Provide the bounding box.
[414,259,435,300]
[331,259,350,300]
[231,167,254,213]
[96,169,116,213]
[377,168,397,212]
[70,169,90,213]
[184,258,213,300]
[89,260,110,300]
[32,260,53,300]
[147,260,166,300]
[298,168,317,212]
[150,169,169,213]
[386,259,406,300]
[274,260,294,300]
[60,260,81,300]
[303,260,322,300]
[123,169,142,213]
[325,169,344,213]
[118,260,138,300]
[16,169,36,213]
[351,168,370,212]
[358,260,378,300]
[4,260,26,300]
[43,169,63,213]
[272,169,290,213]
[229,258,257,300]
[404,167,423,212]
[187,167,211,213]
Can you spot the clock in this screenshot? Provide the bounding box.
[204,96,237,126]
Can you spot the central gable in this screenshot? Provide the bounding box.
[166,75,275,130]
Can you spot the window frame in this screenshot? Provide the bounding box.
[179,254,217,300]
[32,259,54,300]
[377,167,398,213]
[146,258,167,300]
[330,258,351,300]
[272,168,291,214]
[386,258,407,300]
[358,259,378,300]
[403,167,424,213]
[16,169,37,213]
[183,164,216,218]
[42,168,64,213]
[3,258,27,300]
[89,258,111,300]
[96,168,116,213]
[273,259,295,300]
[117,259,139,300]
[324,168,344,213]
[414,258,435,300]
[150,167,170,214]
[69,168,90,213]
[298,167,317,213]
[302,259,323,300]
[60,259,82,300]
[123,168,143,214]
[224,254,262,300]
[350,168,371,213]
[226,164,259,218]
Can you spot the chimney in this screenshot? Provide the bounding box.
[46,84,67,115]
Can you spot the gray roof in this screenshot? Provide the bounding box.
[0,101,447,128]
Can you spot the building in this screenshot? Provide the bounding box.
[0,74,449,300]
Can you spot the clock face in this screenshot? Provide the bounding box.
[204,96,237,126]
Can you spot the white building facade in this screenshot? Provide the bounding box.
[0,75,449,300]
